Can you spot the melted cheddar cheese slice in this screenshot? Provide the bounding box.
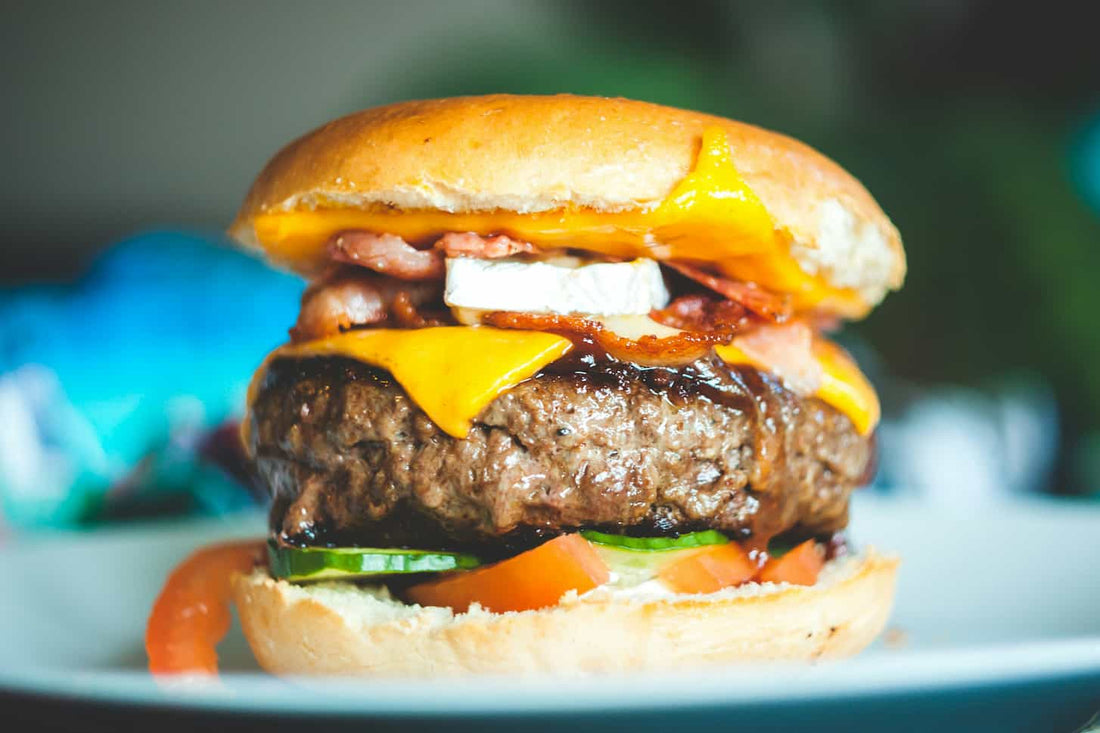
[258,327,572,438]
[715,336,879,435]
[249,128,867,316]
[811,339,881,436]
[252,324,877,441]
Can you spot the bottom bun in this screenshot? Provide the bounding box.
[232,550,899,676]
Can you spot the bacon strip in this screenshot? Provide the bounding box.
[329,231,445,281]
[312,230,801,369]
[436,232,535,259]
[650,294,750,336]
[482,311,728,367]
[732,322,823,393]
[291,269,445,342]
[666,262,792,322]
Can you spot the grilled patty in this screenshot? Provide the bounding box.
[249,352,873,553]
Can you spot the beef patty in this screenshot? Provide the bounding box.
[249,352,873,553]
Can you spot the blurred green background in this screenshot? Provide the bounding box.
[3,0,1098,497]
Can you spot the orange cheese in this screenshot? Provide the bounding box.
[249,324,877,441]
[716,335,879,435]
[252,327,571,438]
[811,338,881,436]
[249,128,867,317]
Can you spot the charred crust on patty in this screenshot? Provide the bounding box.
[249,351,872,554]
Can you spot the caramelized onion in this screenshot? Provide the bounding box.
[391,290,451,329]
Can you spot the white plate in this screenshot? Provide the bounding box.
[1,496,1099,731]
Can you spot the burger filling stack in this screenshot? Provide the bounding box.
[147,95,905,677]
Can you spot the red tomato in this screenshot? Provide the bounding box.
[405,534,609,613]
[757,540,826,586]
[657,542,758,594]
[145,540,263,676]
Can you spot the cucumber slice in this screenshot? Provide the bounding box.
[268,543,482,582]
[582,530,731,587]
[593,545,686,586]
[580,529,729,552]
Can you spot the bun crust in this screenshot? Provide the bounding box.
[232,551,898,676]
[230,95,904,308]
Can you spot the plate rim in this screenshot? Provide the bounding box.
[3,638,1099,716]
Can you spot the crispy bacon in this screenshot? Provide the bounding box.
[291,269,445,342]
[310,229,801,369]
[650,294,750,336]
[482,311,731,366]
[329,231,445,281]
[666,262,792,322]
[292,272,384,341]
[436,232,535,259]
[733,322,823,393]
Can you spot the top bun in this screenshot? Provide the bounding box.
[231,95,904,307]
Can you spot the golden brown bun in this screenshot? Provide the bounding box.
[232,550,898,677]
[230,95,904,308]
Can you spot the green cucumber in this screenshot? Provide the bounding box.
[591,544,709,587]
[268,542,481,582]
[582,531,730,587]
[580,529,729,552]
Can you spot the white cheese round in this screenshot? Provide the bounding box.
[444,257,669,316]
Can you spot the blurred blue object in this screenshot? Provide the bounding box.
[0,231,303,528]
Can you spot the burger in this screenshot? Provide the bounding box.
[146,94,904,677]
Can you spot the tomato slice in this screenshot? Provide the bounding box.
[657,542,757,594]
[145,540,263,676]
[757,540,826,586]
[404,534,609,613]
